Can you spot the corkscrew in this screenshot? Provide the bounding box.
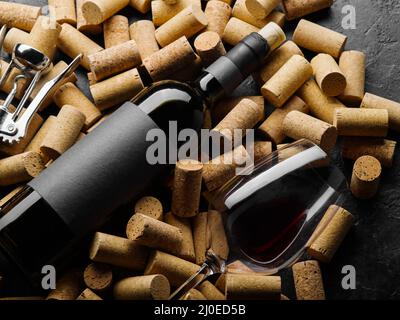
[169,250,226,300]
[0,25,82,144]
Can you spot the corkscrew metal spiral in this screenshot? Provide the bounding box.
[0,25,82,144]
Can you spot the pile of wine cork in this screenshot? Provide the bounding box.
[0,0,398,301]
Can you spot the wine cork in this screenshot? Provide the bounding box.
[0,2,41,32]
[155,5,208,47]
[170,53,203,82]
[311,53,347,97]
[207,210,229,260]
[0,186,24,208]
[3,28,30,54]
[194,31,226,67]
[143,36,196,81]
[134,196,163,221]
[152,0,201,26]
[197,281,225,300]
[57,23,104,70]
[165,212,196,262]
[227,260,255,273]
[293,19,347,59]
[212,96,264,124]
[258,22,287,53]
[193,211,208,265]
[88,40,141,81]
[180,288,207,300]
[292,260,325,300]
[342,137,396,168]
[40,105,86,160]
[171,159,203,218]
[333,108,389,137]
[0,61,28,98]
[129,20,159,60]
[87,72,97,86]
[282,0,334,20]
[25,116,57,163]
[53,83,102,130]
[48,0,77,25]
[250,141,273,162]
[144,250,201,287]
[258,96,309,145]
[222,17,259,46]
[89,232,149,270]
[307,205,354,263]
[203,145,250,191]
[233,0,285,29]
[283,111,337,153]
[361,93,400,132]
[225,274,281,300]
[245,0,280,19]
[86,114,109,134]
[0,152,45,187]
[213,98,264,142]
[103,15,130,49]
[126,213,184,254]
[0,109,43,157]
[30,61,78,111]
[130,0,152,14]
[297,78,346,124]
[204,0,232,36]
[261,55,313,108]
[76,0,103,35]
[46,270,83,300]
[306,203,339,248]
[338,51,366,106]
[82,0,130,25]
[90,68,144,110]
[215,274,226,292]
[25,16,61,61]
[350,156,381,200]
[114,275,170,300]
[76,289,103,300]
[83,263,113,292]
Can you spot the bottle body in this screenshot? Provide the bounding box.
[0,80,204,290]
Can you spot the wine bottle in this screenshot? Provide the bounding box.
[0,23,286,290]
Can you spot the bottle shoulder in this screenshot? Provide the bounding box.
[132,80,202,106]
[132,80,205,134]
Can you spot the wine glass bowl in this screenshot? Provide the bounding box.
[210,139,347,274]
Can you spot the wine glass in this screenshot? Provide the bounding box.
[169,139,347,299]
[211,138,347,273]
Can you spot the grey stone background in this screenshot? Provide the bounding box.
[2,0,400,299]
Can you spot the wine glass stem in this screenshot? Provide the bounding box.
[168,263,211,300]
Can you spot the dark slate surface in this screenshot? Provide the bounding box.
[2,0,400,300]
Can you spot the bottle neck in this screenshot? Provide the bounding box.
[193,71,226,107]
[193,32,270,107]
